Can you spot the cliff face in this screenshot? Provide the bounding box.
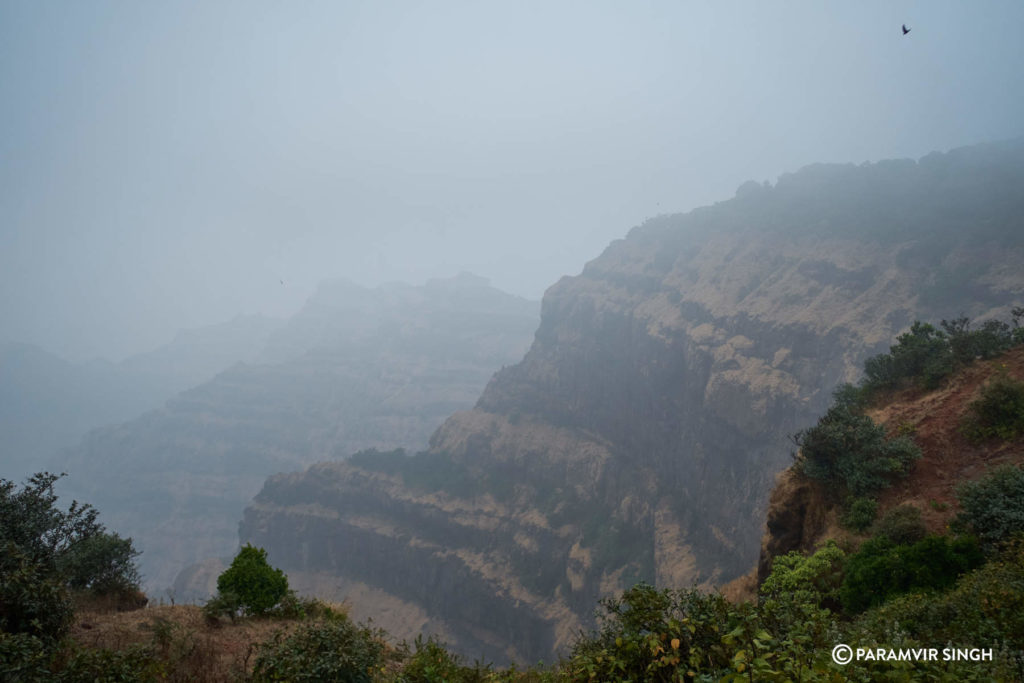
[242,141,1024,664]
[56,274,538,594]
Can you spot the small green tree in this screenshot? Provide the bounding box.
[213,545,289,617]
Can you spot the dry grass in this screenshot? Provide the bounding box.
[70,602,351,682]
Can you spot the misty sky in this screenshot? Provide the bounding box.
[2,1,1023,361]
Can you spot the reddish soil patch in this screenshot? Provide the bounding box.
[869,346,1024,534]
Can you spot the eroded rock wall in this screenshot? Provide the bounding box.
[243,141,1024,663]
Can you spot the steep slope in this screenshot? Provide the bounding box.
[57,274,539,594]
[242,140,1024,664]
[759,344,1024,581]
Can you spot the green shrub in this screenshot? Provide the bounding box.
[961,372,1024,441]
[862,321,954,391]
[841,497,878,532]
[263,592,345,622]
[211,544,289,617]
[760,541,847,646]
[566,583,735,681]
[52,643,160,682]
[0,472,140,642]
[840,535,984,614]
[0,632,51,682]
[398,636,463,682]
[399,635,494,683]
[955,464,1024,552]
[761,541,846,609]
[58,531,140,595]
[942,316,1015,365]
[202,590,244,622]
[847,542,1024,680]
[252,616,387,683]
[860,314,1023,399]
[794,398,920,498]
[0,544,73,642]
[869,504,927,545]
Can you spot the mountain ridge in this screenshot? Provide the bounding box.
[241,140,1024,664]
[54,275,540,594]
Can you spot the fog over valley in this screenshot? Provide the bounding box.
[3,2,1024,678]
[3,2,1022,362]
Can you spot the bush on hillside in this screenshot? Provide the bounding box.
[794,391,920,497]
[961,372,1024,441]
[840,497,878,532]
[862,321,954,391]
[58,531,141,595]
[840,535,983,614]
[252,616,387,683]
[861,314,1023,397]
[955,464,1024,552]
[0,544,73,643]
[869,504,927,545]
[760,542,847,637]
[848,541,1024,678]
[566,583,735,681]
[941,316,1016,365]
[0,633,51,681]
[761,541,846,609]
[0,473,141,642]
[50,643,161,682]
[399,635,496,683]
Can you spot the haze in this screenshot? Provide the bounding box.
[2,1,1022,361]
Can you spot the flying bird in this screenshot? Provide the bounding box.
[902,24,911,35]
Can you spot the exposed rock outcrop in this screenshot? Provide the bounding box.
[57,274,538,594]
[243,140,1024,663]
[756,468,836,584]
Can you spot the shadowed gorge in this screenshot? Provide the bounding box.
[52,274,539,595]
[241,141,1024,664]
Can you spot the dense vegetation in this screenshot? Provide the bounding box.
[0,472,144,678]
[796,312,1024,525]
[861,311,1024,394]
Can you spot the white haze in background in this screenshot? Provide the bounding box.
[2,1,1022,361]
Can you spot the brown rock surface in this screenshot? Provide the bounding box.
[243,142,1024,663]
